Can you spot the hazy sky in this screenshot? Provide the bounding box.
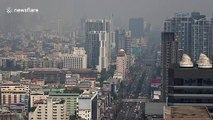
[1,0,213,29]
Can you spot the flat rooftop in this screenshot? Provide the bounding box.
[79,91,97,99]
[28,68,60,72]
[164,106,212,120]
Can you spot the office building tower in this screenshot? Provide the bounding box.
[164,12,213,61]
[86,31,109,72]
[116,49,127,80]
[85,19,111,33]
[115,29,126,55]
[78,91,98,120]
[191,12,213,61]
[129,18,144,39]
[115,29,132,56]
[161,32,178,101]
[29,97,68,120]
[62,47,87,69]
[125,31,132,55]
[168,54,213,114]
[85,19,111,70]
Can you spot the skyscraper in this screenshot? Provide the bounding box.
[115,29,132,55]
[161,32,178,101]
[129,18,144,39]
[85,19,111,71]
[86,31,109,72]
[164,12,213,61]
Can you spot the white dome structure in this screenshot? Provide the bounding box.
[197,53,212,68]
[179,54,193,67]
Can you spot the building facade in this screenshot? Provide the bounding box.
[78,91,98,120]
[168,54,213,114]
[0,83,30,115]
[29,97,68,120]
[62,47,87,69]
[164,12,213,61]
[116,49,127,80]
[49,92,79,116]
[85,19,111,70]
[86,31,109,72]
[30,92,48,107]
[129,17,144,39]
[161,32,178,101]
[0,83,29,105]
[115,29,132,56]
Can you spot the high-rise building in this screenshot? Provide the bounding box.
[29,97,68,120]
[85,19,111,33]
[129,18,144,39]
[86,31,109,72]
[62,47,87,69]
[78,91,98,120]
[125,31,132,55]
[116,49,127,80]
[115,29,126,55]
[115,29,132,56]
[85,19,111,71]
[164,12,213,61]
[161,32,178,101]
[168,54,213,113]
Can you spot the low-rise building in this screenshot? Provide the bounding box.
[0,83,29,106]
[30,91,48,107]
[0,103,26,120]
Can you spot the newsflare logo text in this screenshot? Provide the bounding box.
[6,7,39,14]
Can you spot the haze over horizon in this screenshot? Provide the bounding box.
[0,0,213,29]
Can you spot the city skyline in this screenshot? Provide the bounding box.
[0,0,213,29]
[0,0,213,119]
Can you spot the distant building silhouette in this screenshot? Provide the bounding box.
[129,17,144,39]
[115,29,132,56]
